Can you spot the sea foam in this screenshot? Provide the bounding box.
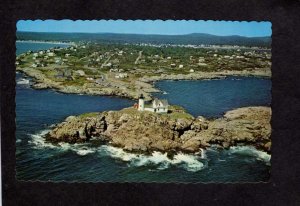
[229,146,271,164]
[99,145,205,172]
[29,130,96,156]
[28,130,57,149]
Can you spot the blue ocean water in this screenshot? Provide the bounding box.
[16,42,271,182]
[154,77,271,117]
[16,41,70,55]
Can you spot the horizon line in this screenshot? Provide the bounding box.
[17,31,271,38]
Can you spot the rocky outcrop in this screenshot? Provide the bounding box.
[46,106,271,154]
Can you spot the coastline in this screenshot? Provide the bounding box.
[16,40,75,46]
[17,68,271,100]
[46,106,271,154]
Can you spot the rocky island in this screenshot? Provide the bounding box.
[46,105,271,154]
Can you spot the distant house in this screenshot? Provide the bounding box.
[198,63,208,66]
[189,69,195,73]
[55,57,63,65]
[103,63,112,67]
[48,52,55,57]
[170,63,176,68]
[109,68,118,72]
[179,64,184,69]
[86,77,94,81]
[115,73,128,79]
[198,57,205,63]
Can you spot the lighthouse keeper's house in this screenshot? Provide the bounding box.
[137,94,169,113]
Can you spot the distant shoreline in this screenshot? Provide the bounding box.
[16,40,75,46]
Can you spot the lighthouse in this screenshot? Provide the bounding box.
[138,94,145,111]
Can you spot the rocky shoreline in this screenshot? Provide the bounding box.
[17,67,270,101]
[45,106,271,155]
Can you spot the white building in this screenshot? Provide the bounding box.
[48,52,55,57]
[138,94,169,113]
[115,73,128,79]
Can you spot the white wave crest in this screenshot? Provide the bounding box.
[28,131,205,170]
[75,147,96,156]
[229,146,271,164]
[28,130,57,149]
[99,145,205,172]
[29,130,96,156]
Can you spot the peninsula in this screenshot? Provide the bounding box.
[16,41,271,100]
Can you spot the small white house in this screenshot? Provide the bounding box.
[198,57,205,63]
[115,73,128,79]
[179,64,184,69]
[48,52,55,57]
[138,94,169,113]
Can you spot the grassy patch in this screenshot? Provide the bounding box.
[78,112,100,119]
[168,112,194,120]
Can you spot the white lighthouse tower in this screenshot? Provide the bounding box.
[138,94,145,111]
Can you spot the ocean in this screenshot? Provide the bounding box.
[16,42,271,182]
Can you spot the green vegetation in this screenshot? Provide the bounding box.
[78,112,100,119]
[16,41,271,100]
[17,32,271,47]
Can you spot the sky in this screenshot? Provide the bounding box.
[17,20,272,37]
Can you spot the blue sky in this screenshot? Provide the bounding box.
[17,20,272,37]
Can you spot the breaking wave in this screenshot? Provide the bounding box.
[229,146,271,164]
[99,145,205,172]
[28,130,57,149]
[28,130,96,156]
[27,130,270,172]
